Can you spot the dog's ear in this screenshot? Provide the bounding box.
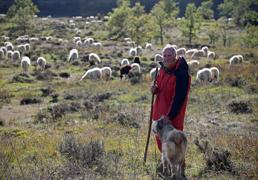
[157,120,163,131]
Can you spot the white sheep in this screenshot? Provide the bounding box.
[229,55,243,64]
[21,56,31,74]
[210,67,219,82]
[16,44,26,53]
[80,67,102,81]
[176,48,186,57]
[201,46,209,56]
[186,49,198,57]
[89,53,101,64]
[7,50,13,60]
[5,42,14,51]
[129,48,137,57]
[24,43,30,52]
[12,51,21,63]
[68,49,79,62]
[29,37,39,42]
[36,57,47,70]
[150,67,160,81]
[101,67,112,81]
[196,68,212,83]
[154,54,163,63]
[207,51,216,60]
[121,58,130,66]
[136,46,143,56]
[145,43,153,50]
[73,36,81,43]
[0,46,7,56]
[83,37,94,46]
[76,40,83,47]
[92,42,102,49]
[191,50,205,60]
[187,60,199,70]
[131,63,141,73]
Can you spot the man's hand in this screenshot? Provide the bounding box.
[150,85,158,94]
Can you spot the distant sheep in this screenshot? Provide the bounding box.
[131,63,141,73]
[12,51,21,63]
[136,46,143,56]
[177,48,186,57]
[121,58,129,66]
[191,50,205,60]
[210,67,219,82]
[196,68,212,83]
[0,48,4,59]
[21,56,31,74]
[201,46,209,56]
[101,67,112,81]
[0,46,7,56]
[129,48,137,57]
[154,54,163,63]
[92,42,102,49]
[187,60,199,70]
[16,44,26,53]
[186,49,198,57]
[7,50,13,60]
[37,57,47,70]
[80,67,102,81]
[5,42,14,51]
[68,49,79,62]
[24,43,30,52]
[207,51,216,60]
[89,53,101,64]
[229,55,243,64]
[145,43,153,50]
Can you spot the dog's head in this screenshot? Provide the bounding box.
[152,117,166,136]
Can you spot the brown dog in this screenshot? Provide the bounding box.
[152,116,187,179]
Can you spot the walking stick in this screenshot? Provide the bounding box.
[144,67,159,163]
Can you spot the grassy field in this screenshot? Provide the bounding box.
[0,17,257,179]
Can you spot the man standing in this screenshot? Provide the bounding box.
[151,45,191,175]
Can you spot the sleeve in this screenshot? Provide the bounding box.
[167,70,189,120]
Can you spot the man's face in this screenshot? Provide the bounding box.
[163,49,177,69]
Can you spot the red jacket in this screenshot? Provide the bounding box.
[152,57,191,131]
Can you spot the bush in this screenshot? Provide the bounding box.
[227,100,252,114]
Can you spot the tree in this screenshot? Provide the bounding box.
[180,3,201,45]
[107,1,132,39]
[198,0,214,20]
[7,0,38,34]
[149,0,178,45]
[127,2,150,46]
[242,25,258,48]
[219,0,258,26]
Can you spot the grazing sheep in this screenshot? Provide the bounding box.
[145,43,153,50]
[154,54,163,63]
[101,67,112,81]
[0,46,7,56]
[133,56,141,65]
[37,57,47,70]
[176,48,186,57]
[187,60,199,70]
[92,42,102,49]
[0,48,4,59]
[129,48,137,57]
[201,46,209,56]
[89,53,101,64]
[24,43,30,52]
[186,49,198,57]
[73,36,81,43]
[7,50,13,60]
[121,58,130,66]
[120,64,132,79]
[136,46,143,56]
[150,67,160,81]
[196,68,212,83]
[210,67,220,82]
[5,42,14,51]
[68,49,79,62]
[80,67,102,81]
[16,44,26,53]
[207,51,216,60]
[131,63,141,73]
[76,40,82,47]
[191,50,205,60]
[229,55,243,64]
[84,37,94,46]
[12,50,21,63]
[21,56,31,74]
[29,37,39,42]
